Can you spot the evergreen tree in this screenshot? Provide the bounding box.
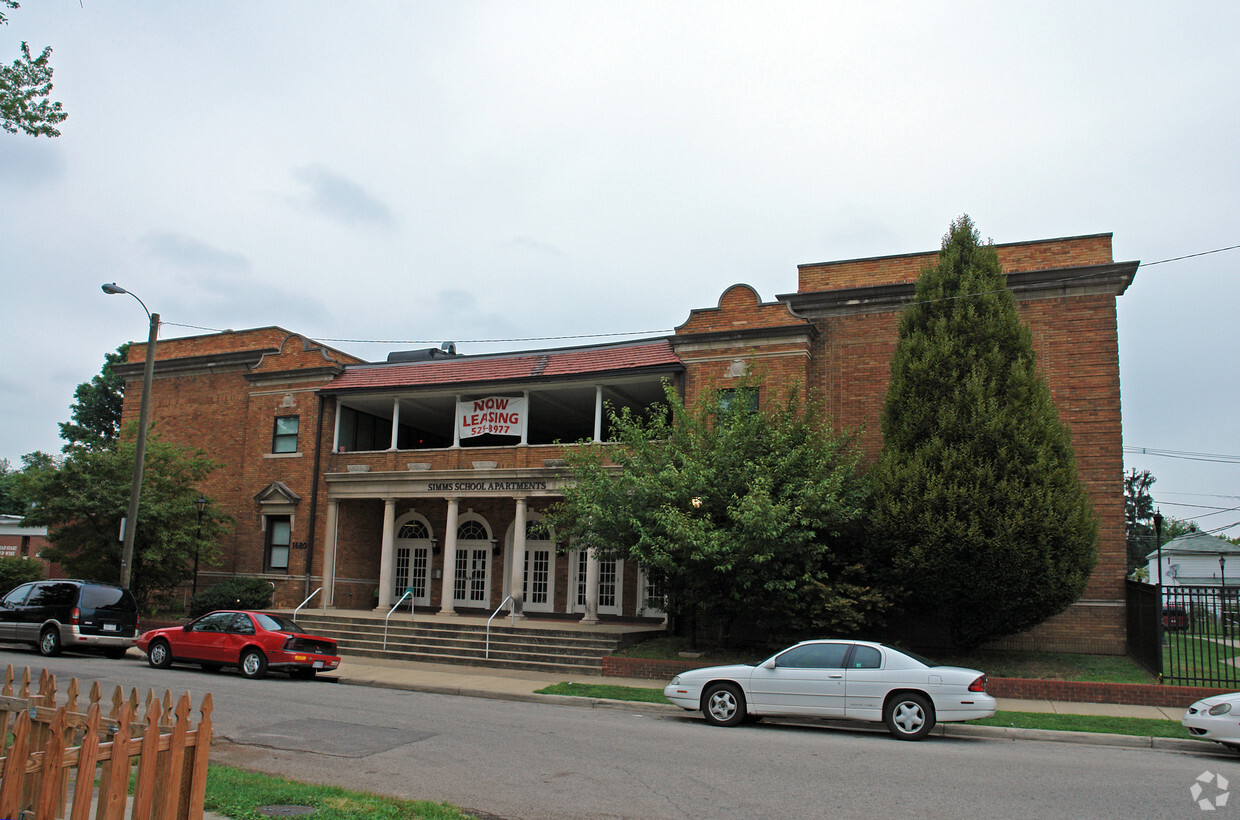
[1124,468,1157,572]
[869,215,1097,649]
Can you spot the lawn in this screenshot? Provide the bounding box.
[205,764,471,820]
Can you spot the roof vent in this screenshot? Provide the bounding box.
[386,344,459,363]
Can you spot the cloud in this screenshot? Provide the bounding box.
[291,165,396,229]
[140,231,251,274]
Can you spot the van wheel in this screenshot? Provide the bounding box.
[39,627,62,657]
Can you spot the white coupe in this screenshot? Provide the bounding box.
[664,639,996,740]
[1183,692,1240,751]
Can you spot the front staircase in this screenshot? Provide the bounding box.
[293,611,663,676]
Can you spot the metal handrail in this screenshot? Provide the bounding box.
[293,588,322,621]
[486,596,514,659]
[383,590,413,650]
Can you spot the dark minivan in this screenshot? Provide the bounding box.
[0,579,139,657]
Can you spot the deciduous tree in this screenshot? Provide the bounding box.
[546,378,882,646]
[0,1,66,137]
[18,432,229,608]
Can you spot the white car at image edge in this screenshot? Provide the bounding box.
[664,639,996,741]
[1183,692,1240,751]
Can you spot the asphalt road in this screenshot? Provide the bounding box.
[4,646,1238,819]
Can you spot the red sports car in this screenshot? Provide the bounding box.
[136,610,340,679]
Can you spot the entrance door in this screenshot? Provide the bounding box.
[520,520,554,613]
[454,516,492,607]
[569,551,623,616]
[395,517,432,607]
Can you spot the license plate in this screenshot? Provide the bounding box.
[313,661,324,669]
[103,624,118,632]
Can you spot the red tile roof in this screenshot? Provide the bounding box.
[323,339,682,392]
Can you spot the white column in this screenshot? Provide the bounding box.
[389,398,401,450]
[322,500,339,611]
[510,498,527,618]
[594,385,603,443]
[376,499,396,610]
[332,403,342,452]
[438,499,459,615]
[582,548,601,624]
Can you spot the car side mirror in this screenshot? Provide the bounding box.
[181,625,191,631]
[763,658,777,670]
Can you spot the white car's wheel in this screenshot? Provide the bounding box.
[884,693,935,741]
[702,683,746,727]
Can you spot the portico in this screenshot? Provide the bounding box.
[321,465,653,623]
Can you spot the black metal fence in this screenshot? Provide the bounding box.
[1128,581,1240,687]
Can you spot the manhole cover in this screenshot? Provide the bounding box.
[258,806,317,817]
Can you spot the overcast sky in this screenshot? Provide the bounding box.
[2,2,1237,536]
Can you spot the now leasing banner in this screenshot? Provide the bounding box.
[458,396,526,439]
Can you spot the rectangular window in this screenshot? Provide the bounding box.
[719,388,759,414]
[273,416,300,453]
[265,516,291,573]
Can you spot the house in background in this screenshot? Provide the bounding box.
[1146,531,1240,589]
[0,515,52,579]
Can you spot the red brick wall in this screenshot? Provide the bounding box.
[797,234,1115,292]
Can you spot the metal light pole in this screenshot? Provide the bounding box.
[102,283,159,590]
[193,496,207,596]
[1154,510,1164,589]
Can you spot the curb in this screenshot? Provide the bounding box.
[337,675,1219,752]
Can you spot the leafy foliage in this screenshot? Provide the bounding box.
[0,556,44,595]
[17,431,229,608]
[0,1,67,138]
[868,215,1098,650]
[188,577,274,619]
[545,377,882,645]
[59,344,128,452]
[0,452,54,516]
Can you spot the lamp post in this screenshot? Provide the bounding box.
[102,283,159,590]
[193,496,207,596]
[1154,510,1165,647]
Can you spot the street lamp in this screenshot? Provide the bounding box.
[193,496,207,596]
[101,283,159,590]
[1154,510,1164,589]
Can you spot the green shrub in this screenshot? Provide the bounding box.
[0,557,45,596]
[188,577,273,619]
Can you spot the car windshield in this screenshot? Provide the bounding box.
[253,613,304,633]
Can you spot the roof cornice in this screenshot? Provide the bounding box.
[779,261,1139,318]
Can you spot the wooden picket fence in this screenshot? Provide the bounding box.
[0,665,213,820]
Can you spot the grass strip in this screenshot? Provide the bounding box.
[536,682,1199,740]
[205,763,471,820]
[537,681,673,703]
[971,710,1191,739]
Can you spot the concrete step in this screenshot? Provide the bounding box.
[294,612,630,674]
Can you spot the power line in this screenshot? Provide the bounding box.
[161,241,1239,349]
[1124,447,1240,465]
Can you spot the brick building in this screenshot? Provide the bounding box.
[113,232,1136,653]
